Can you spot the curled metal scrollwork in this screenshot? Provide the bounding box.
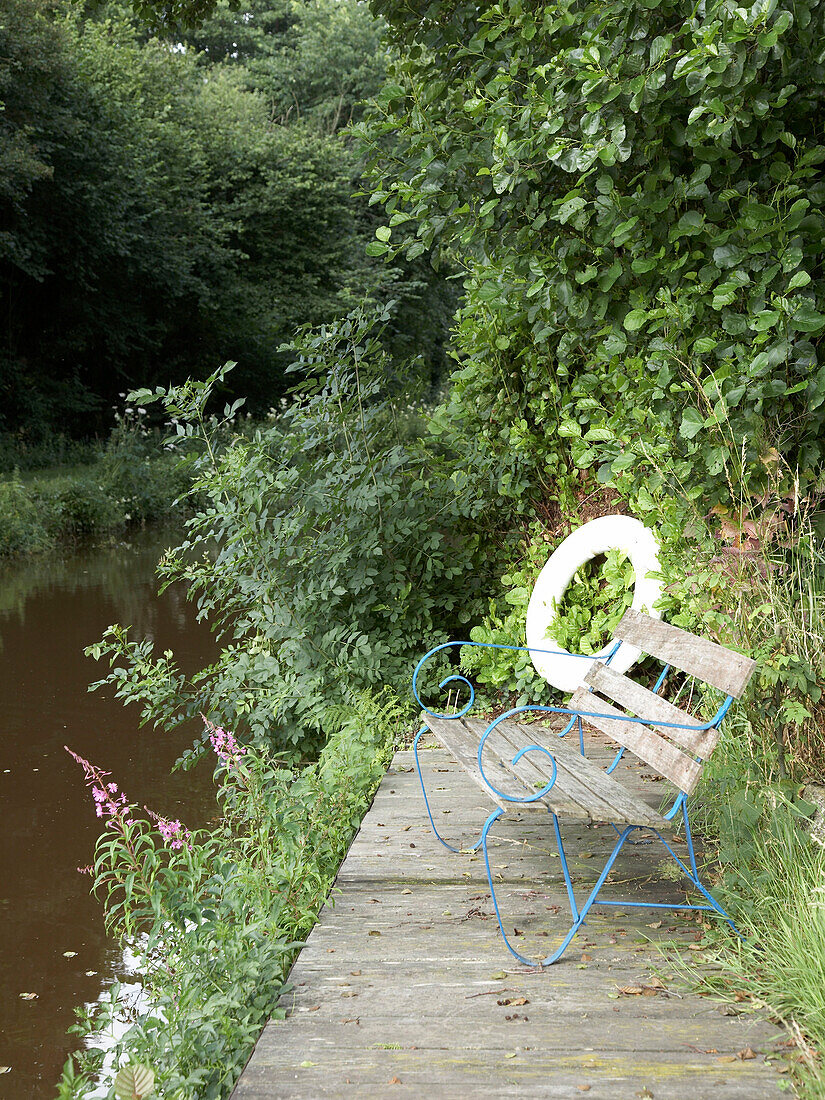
[411,639,594,721]
[477,708,563,804]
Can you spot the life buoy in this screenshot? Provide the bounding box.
[525,515,662,692]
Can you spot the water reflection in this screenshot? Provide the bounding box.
[0,530,217,1097]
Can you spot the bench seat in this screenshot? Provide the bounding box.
[424,713,664,829]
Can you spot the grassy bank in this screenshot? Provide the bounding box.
[0,421,194,557]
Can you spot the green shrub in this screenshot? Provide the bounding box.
[87,312,498,757]
[361,0,825,520]
[0,476,51,555]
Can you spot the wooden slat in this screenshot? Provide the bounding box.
[484,721,620,827]
[614,610,756,698]
[425,715,664,827]
[499,722,662,828]
[586,662,721,759]
[570,688,703,794]
[420,715,525,812]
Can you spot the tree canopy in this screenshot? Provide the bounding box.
[0,0,450,442]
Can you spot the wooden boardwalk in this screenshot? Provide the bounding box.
[232,745,784,1098]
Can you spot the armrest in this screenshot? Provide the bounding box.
[477,709,562,805]
[411,638,604,721]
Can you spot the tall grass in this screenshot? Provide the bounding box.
[682,499,825,1093]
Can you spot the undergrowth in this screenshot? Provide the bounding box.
[59,694,402,1099]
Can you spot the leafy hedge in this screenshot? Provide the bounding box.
[361,0,825,513]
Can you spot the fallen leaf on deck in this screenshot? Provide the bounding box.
[388,1077,402,1085]
[497,997,529,1006]
[299,1061,317,1068]
[716,1055,737,1063]
[0,1067,10,1074]
[581,953,592,962]
[63,951,78,958]
[18,993,38,1000]
[619,986,644,996]
[505,1052,517,1059]
[351,970,361,976]
[401,889,412,895]
[490,971,507,980]
[646,921,662,929]
[368,930,381,936]
[738,1048,757,1060]
[576,1087,591,1093]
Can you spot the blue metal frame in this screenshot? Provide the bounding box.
[411,637,740,965]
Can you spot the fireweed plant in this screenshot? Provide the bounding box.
[59,698,403,1099]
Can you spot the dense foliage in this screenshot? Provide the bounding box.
[87,315,496,758]
[0,0,453,447]
[51,0,825,1094]
[60,699,401,1100]
[361,0,825,515]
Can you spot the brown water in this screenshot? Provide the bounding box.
[0,530,218,1097]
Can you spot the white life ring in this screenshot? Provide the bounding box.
[525,515,662,693]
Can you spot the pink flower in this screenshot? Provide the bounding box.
[202,718,246,768]
[65,748,133,826]
[144,807,191,851]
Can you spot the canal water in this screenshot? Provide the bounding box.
[0,529,219,1097]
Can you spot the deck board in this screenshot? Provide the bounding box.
[231,747,784,1099]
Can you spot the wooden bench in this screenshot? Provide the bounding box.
[412,610,756,965]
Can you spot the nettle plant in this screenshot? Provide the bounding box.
[360,0,825,517]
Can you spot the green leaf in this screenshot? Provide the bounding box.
[679,408,704,439]
[375,226,391,242]
[787,271,811,291]
[114,1064,155,1100]
[623,309,647,332]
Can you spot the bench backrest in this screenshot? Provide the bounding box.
[571,611,756,795]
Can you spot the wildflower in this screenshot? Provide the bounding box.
[65,748,132,825]
[202,717,246,767]
[144,807,191,851]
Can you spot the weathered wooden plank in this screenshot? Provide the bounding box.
[231,750,784,1100]
[426,714,666,826]
[506,722,664,827]
[233,1046,780,1100]
[615,610,757,698]
[474,720,595,820]
[421,715,541,812]
[570,688,703,794]
[586,662,721,758]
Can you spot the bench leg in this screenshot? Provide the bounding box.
[481,806,741,966]
[589,811,742,938]
[413,727,482,854]
[481,808,600,966]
